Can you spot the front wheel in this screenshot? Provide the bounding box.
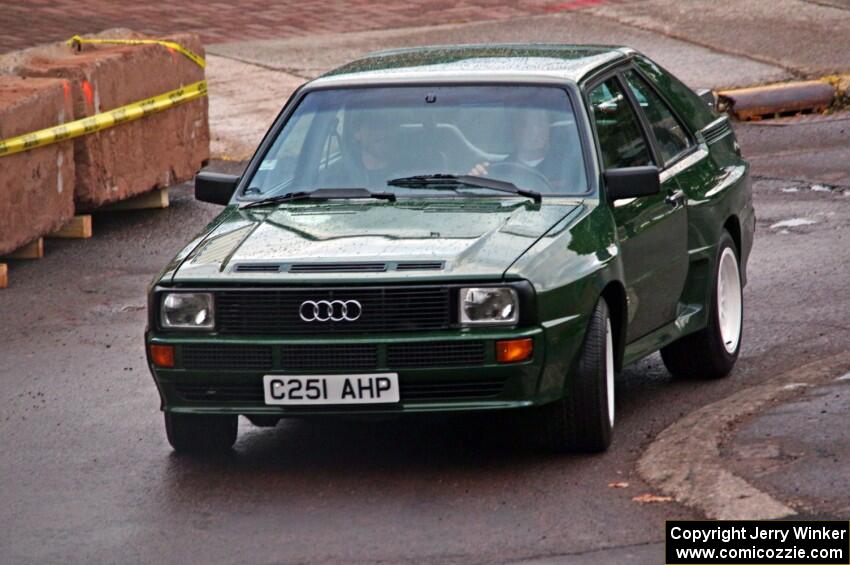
[540,297,615,453]
[661,231,743,379]
[165,413,238,453]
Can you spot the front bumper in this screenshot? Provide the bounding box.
[146,326,570,416]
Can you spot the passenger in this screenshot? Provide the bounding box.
[348,109,401,185]
[321,105,451,189]
[315,108,407,189]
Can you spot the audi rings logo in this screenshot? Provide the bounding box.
[299,300,363,322]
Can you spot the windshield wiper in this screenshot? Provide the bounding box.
[387,174,542,203]
[240,188,396,209]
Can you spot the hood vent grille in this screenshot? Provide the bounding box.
[234,261,445,273]
[234,264,281,273]
[288,262,387,273]
[396,261,444,271]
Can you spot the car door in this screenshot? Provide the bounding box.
[587,73,689,341]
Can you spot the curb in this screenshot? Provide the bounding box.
[636,351,850,520]
[717,75,849,120]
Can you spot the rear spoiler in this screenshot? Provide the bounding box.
[695,88,717,111]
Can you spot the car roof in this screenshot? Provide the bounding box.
[312,44,633,86]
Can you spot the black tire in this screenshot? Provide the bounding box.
[661,231,742,380]
[540,298,614,453]
[165,412,238,453]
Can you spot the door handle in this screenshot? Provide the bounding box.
[665,189,685,207]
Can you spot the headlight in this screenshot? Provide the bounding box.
[160,292,214,329]
[459,287,518,326]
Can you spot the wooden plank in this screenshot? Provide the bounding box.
[1,238,44,260]
[49,215,92,239]
[0,263,7,289]
[98,188,169,212]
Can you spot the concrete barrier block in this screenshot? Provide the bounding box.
[0,76,75,255]
[4,30,209,209]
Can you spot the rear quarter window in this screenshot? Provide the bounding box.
[634,56,717,132]
[623,70,692,164]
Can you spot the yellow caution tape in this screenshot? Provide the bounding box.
[0,80,207,157]
[0,36,207,158]
[66,35,206,68]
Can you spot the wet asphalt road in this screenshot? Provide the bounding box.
[1,118,849,563]
[726,380,850,517]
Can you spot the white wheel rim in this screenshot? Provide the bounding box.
[717,247,742,354]
[605,318,615,427]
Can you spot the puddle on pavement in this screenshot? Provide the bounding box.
[769,217,818,230]
[779,182,847,196]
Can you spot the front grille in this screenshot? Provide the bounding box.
[216,286,451,335]
[281,344,378,370]
[387,341,486,368]
[182,344,273,370]
[173,378,505,403]
[179,342,486,371]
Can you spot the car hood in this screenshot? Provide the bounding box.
[169,199,584,283]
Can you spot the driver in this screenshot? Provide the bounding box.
[468,108,561,189]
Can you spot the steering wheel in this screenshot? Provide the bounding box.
[487,161,553,193]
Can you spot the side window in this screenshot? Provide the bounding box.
[588,78,653,169]
[623,70,692,164]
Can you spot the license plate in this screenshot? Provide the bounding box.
[262,373,400,405]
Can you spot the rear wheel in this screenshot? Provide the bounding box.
[165,413,238,453]
[661,231,742,379]
[540,298,614,452]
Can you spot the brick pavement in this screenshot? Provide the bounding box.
[1,0,610,53]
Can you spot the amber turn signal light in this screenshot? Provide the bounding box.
[496,338,533,363]
[150,344,175,368]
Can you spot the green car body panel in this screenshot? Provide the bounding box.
[146,44,754,417]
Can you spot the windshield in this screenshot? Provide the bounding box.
[244,86,588,198]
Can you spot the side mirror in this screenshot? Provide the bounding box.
[604,166,661,201]
[195,172,239,205]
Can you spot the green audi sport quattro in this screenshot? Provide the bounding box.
[146,45,754,453]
